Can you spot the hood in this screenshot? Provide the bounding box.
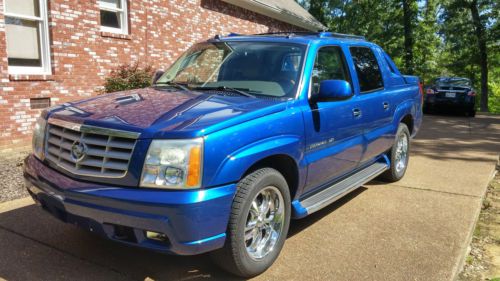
[47,87,288,139]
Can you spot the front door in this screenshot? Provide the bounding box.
[302,46,364,194]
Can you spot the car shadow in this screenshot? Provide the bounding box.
[288,187,367,238]
[0,187,367,281]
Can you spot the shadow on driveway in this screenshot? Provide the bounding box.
[0,187,366,281]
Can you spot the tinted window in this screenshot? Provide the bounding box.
[350,47,384,92]
[311,46,350,95]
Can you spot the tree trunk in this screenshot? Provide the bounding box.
[403,0,415,74]
[469,0,489,112]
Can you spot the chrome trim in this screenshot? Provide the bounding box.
[437,89,467,93]
[45,118,138,179]
[301,162,388,214]
[48,118,82,132]
[48,118,140,139]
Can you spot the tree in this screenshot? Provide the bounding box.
[297,0,499,112]
[469,0,489,111]
[402,0,417,74]
[439,0,497,112]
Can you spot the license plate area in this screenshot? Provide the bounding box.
[445,92,456,98]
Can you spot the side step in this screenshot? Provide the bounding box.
[300,162,388,215]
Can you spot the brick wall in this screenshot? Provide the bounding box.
[0,0,300,152]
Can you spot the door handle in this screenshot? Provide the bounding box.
[352,108,362,118]
[383,102,390,110]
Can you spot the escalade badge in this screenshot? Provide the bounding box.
[70,141,88,162]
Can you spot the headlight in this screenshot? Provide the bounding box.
[140,138,203,189]
[32,117,47,160]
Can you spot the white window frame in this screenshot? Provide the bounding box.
[99,0,128,35]
[4,0,52,75]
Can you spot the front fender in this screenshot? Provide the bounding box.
[208,135,303,187]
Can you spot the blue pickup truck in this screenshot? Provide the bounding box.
[24,32,422,277]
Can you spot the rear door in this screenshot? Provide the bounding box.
[349,46,395,164]
[302,45,364,193]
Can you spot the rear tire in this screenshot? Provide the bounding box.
[380,123,410,182]
[210,168,291,278]
[466,109,476,117]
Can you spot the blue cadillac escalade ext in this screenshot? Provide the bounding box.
[24,32,423,277]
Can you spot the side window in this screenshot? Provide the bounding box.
[99,0,128,34]
[350,47,384,93]
[311,46,350,95]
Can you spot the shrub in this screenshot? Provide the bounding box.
[104,63,154,93]
[488,81,500,114]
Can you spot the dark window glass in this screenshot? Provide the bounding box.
[311,46,350,95]
[350,47,384,92]
[100,10,120,29]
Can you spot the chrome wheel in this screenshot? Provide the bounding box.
[244,186,285,260]
[395,133,409,173]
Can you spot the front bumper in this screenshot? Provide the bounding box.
[23,154,236,255]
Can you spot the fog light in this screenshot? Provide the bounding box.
[146,231,169,242]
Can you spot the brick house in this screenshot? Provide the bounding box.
[0,0,324,152]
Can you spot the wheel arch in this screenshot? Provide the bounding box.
[400,114,414,135]
[242,154,300,200]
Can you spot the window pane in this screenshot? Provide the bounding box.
[350,47,383,92]
[5,0,40,17]
[100,10,121,29]
[99,0,121,9]
[5,17,42,67]
[312,47,349,94]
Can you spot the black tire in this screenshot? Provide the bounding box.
[379,123,411,182]
[210,168,291,278]
[466,109,476,117]
[423,103,430,114]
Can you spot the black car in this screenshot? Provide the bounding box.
[424,77,476,117]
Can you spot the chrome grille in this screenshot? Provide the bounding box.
[45,119,138,178]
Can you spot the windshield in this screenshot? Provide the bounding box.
[434,77,471,87]
[156,41,306,98]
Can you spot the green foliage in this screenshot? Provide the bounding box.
[489,81,500,114]
[297,0,499,112]
[104,63,154,93]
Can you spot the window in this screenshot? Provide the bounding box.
[311,46,350,96]
[350,47,384,93]
[156,42,306,98]
[4,0,51,74]
[99,0,128,34]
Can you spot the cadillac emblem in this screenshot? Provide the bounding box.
[70,141,88,162]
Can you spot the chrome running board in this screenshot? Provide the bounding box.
[300,162,388,215]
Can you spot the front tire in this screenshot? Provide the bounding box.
[211,168,291,278]
[380,123,410,182]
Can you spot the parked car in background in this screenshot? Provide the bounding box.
[23,32,422,277]
[424,77,476,117]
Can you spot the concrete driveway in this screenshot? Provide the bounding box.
[0,115,498,281]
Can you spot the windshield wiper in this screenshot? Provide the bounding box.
[194,86,256,98]
[154,81,191,91]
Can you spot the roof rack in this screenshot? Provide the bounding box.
[318,32,366,40]
[213,31,366,41]
[232,31,365,40]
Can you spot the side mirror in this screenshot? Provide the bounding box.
[318,80,352,101]
[152,70,165,85]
